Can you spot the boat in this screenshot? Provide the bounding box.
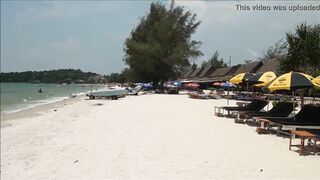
[87,87,128,100]
[126,85,142,96]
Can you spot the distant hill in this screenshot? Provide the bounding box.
[0,69,104,84]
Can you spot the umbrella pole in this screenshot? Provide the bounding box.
[292,91,295,120]
[227,82,230,105]
[246,81,249,101]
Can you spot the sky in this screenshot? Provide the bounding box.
[1,0,319,75]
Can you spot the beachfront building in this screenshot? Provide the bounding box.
[178,59,281,87]
[180,69,194,79]
[191,65,215,82]
[232,61,263,75]
[209,65,241,82]
[187,67,204,81]
[255,58,281,74]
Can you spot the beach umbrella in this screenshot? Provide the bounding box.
[312,75,320,88]
[142,83,153,89]
[265,72,314,92]
[165,84,176,88]
[220,82,236,88]
[173,81,182,87]
[230,73,255,98]
[164,81,172,87]
[247,71,277,87]
[229,73,255,85]
[185,82,200,88]
[265,71,315,120]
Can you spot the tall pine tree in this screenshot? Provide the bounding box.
[123,2,202,84]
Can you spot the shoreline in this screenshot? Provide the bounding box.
[0,94,86,125]
[0,82,106,122]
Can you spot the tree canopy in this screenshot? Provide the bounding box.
[259,40,287,62]
[123,2,202,83]
[280,23,320,73]
[201,50,227,69]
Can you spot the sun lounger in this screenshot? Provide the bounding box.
[188,92,208,99]
[235,102,294,123]
[256,104,320,135]
[214,99,268,117]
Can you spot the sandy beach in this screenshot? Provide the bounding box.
[1,94,319,179]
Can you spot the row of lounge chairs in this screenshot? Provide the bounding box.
[214,99,320,155]
[188,91,222,99]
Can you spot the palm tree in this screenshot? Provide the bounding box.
[281,23,320,72]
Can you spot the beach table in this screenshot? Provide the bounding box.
[289,130,319,155]
[255,118,272,134]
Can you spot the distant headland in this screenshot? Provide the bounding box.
[0,69,106,84]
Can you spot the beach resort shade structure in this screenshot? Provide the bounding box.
[265,72,314,92]
[184,82,200,88]
[213,82,222,86]
[164,81,181,88]
[247,71,277,87]
[142,83,153,89]
[312,75,320,88]
[173,81,181,87]
[229,73,255,84]
[220,82,236,87]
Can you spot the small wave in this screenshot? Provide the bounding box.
[2,96,69,115]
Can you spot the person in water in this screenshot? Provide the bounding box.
[38,88,42,93]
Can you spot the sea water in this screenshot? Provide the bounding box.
[0,83,101,114]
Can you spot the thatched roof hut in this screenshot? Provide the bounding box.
[189,67,204,78]
[194,65,240,83]
[256,58,280,73]
[199,65,215,78]
[233,61,263,74]
[181,69,194,79]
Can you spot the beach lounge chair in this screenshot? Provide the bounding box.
[214,99,268,117]
[188,92,208,99]
[256,104,320,135]
[235,102,294,123]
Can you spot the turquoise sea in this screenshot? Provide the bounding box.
[0,83,101,114]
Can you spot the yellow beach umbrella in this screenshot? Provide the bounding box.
[265,72,315,120]
[312,75,320,88]
[247,71,277,87]
[229,73,254,84]
[265,71,314,92]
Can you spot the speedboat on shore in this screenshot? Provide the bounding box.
[87,87,128,100]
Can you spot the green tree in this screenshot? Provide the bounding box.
[201,50,226,68]
[0,69,98,83]
[280,23,320,72]
[190,63,198,70]
[123,2,202,84]
[259,40,287,61]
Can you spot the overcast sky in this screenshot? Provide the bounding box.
[1,0,319,75]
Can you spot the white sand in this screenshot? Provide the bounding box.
[1,94,319,179]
